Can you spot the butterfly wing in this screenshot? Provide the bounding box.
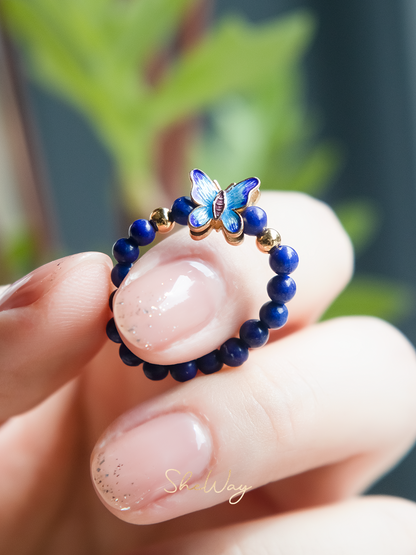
[188,205,213,229]
[190,169,219,207]
[188,169,218,239]
[221,208,243,235]
[220,177,260,245]
[225,177,260,211]
[188,170,259,245]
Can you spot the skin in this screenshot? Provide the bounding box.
[1,192,416,555]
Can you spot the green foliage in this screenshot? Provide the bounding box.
[322,276,414,324]
[1,0,413,324]
[192,94,342,195]
[335,198,381,254]
[2,1,320,205]
[147,14,314,129]
[1,0,196,194]
[0,228,39,281]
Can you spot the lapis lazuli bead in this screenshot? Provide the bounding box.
[197,350,223,374]
[129,219,156,246]
[171,196,196,226]
[170,361,198,382]
[109,290,116,312]
[267,274,296,304]
[239,319,269,348]
[242,206,267,236]
[143,362,169,380]
[269,245,299,275]
[112,237,140,264]
[106,317,122,343]
[111,263,132,287]
[119,343,143,366]
[219,338,249,367]
[259,301,288,329]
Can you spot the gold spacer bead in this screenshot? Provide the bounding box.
[150,207,175,233]
[256,228,281,253]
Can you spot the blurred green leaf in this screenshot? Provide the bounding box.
[273,141,343,196]
[147,12,315,129]
[322,276,414,323]
[0,228,39,282]
[2,3,322,206]
[111,0,195,68]
[190,16,342,196]
[1,0,195,175]
[191,97,266,184]
[2,1,99,107]
[335,199,381,254]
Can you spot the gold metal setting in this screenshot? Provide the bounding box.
[146,176,280,250]
[256,228,281,253]
[150,207,175,233]
[189,213,245,246]
[188,182,261,246]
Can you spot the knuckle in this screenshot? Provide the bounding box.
[238,357,320,464]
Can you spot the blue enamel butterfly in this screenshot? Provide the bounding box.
[188,169,261,245]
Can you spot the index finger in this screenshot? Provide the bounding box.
[0,252,113,419]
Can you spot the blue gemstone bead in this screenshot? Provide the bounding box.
[111,263,132,287]
[129,219,156,246]
[109,290,116,312]
[197,350,223,374]
[106,317,122,343]
[119,343,143,366]
[143,362,169,380]
[269,245,299,275]
[239,319,269,348]
[112,237,139,264]
[267,274,296,303]
[170,361,198,382]
[259,301,288,329]
[171,196,196,225]
[242,206,267,236]
[219,338,249,367]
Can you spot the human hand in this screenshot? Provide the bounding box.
[1,192,416,555]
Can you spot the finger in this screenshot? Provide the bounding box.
[90,316,416,524]
[0,381,79,550]
[140,496,416,555]
[112,192,353,364]
[0,252,112,419]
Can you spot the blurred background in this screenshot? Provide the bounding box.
[1,0,416,502]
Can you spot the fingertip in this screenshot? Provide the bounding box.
[0,251,113,312]
[270,192,354,323]
[274,191,354,279]
[44,252,113,325]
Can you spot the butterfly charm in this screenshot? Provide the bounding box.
[188,169,261,245]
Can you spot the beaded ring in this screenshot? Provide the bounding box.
[106,169,298,382]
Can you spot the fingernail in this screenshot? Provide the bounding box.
[113,258,225,359]
[0,253,111,312]
[91,412,212,514]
